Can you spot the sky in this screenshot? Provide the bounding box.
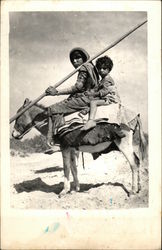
[9,11,147,134]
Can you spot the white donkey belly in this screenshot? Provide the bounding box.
[78,141,111,153]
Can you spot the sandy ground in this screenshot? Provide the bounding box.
[10,150,148,210]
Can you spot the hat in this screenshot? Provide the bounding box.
[69,47,90,64]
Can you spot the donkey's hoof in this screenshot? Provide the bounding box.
[71,186,80,194]
[128,190,136,196]
[129,187,140,196]
[138,184,142,193]
[58,190,70,198]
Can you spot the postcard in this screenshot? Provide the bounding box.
[1,1,161,249]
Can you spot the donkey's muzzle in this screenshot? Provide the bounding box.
[12,129,22,140]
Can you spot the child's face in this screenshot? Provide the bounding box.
[98,64,109,78]
[72,53,84,68]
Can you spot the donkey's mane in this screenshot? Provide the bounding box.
[17,102,47,114]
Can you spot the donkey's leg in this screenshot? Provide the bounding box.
[70,148,80,192]
[134,152,141,192]
[59,148,71,197]
[115,130,140,194]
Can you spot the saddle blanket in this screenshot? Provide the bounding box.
[64,104,137,127]
[54,104,138,138]
[57,118,109,137]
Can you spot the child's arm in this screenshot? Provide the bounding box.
[46,68,88,95]
[57,70,87,95]
[98,77,120,103]
[98,78,114,98]
[84,80,113,99]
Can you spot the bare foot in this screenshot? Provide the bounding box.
[44,145,61,154]
[81,120,96,131]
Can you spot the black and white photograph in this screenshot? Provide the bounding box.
[1,1,161,249]
[10,11,148,209]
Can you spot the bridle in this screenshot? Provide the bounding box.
[16,118,48,139]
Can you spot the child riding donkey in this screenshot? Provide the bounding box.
[82,55,121,131]
[46,49,125,148]
[45,47,99,147]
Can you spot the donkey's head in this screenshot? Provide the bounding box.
[12,98,34,140]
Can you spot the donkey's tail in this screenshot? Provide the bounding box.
[137,114,147,160]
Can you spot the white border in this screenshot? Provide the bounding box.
[1,1,161,249]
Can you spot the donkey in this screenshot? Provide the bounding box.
[12,98,147,196]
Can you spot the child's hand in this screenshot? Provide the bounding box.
[107,95,118,103]
[80,108,89,115]
[85,90,99,98]
[45,86,58,96]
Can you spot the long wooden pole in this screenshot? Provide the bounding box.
[10,19,147,124]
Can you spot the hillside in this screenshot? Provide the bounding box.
[10,135,50,157]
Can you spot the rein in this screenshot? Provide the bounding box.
[19,118,48,138]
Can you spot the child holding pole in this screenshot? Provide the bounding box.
[45,47,99,146]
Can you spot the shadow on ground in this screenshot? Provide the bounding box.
[14,177,130,196]
[34,166,63,174]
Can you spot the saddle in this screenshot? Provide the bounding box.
[57,117,109,137]
[46,108,128,147]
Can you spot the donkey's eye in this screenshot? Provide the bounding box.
[15,123,24,133]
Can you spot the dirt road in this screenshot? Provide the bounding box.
[10,150,148,210]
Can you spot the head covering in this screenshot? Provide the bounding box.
[69,47,90,64]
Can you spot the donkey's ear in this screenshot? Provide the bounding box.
[23,98,30,107]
